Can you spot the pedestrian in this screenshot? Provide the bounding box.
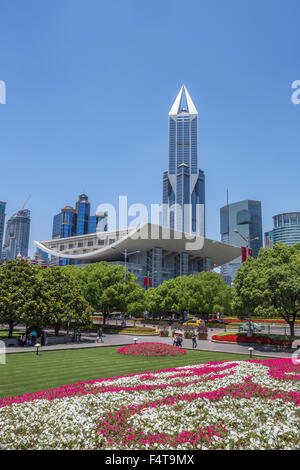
[26,333,32,347]
[192,333,197,349]
[18,334,26,346]
[31,329,37,346]
[97,328,104,343]
[41,330,47,346]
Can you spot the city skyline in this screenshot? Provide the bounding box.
[0,1,299,255]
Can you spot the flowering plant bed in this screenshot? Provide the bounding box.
[212,332,297,347]
[0,358,299,450]
[219,318,300,325]
[117,342,186,357]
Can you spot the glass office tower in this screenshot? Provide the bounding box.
[0,201,6,261]
[220,200,263,285]
[272,212,300,246]
[163,85,205,236]
[76,194,90,236]
[4,209,31,259]
[52,193,104,265]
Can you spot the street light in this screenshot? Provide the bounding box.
[111,246,140,283]
[233,229,260,337]
[35,343,41,356]
[233,229,259,250]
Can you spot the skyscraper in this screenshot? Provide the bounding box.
[272,212,300,246]
[0,201,6,261]
[51,193,107,265]
[75,193,90,236]
[264,230,274,248]
[220,200,263,285]
[3,209,31,260]
[163,85,205,235]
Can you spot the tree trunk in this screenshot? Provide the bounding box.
[289,322,295,338]
[54,324,60,336]
[8,322,14,338]
[102,312,108,326]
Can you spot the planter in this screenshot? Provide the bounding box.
[198,334,208,340]
[160,331,169,337]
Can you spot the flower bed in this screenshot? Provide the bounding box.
[0,358,299,450]
[219,318,300,325]
[117,342,186,357]
[212,333,295,347]
[0,358,300,449]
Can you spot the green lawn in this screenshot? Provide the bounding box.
[0,347,268,398]
[0,329,25,339]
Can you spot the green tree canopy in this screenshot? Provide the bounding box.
[40,267,92,335]
[63,262,145,324]
[233,243,300,336]
[0,260,45,337]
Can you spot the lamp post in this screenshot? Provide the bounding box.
[35,343,41,356]
[233,229,260,337]
[111,246,140,283]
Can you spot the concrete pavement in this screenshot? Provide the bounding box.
[4,332,294,359]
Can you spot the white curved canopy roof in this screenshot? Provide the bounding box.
[34,223,241,268]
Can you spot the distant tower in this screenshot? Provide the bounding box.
[0,201,6,261]
[220,200,263,285]
[4,209,31,260]
[76,193,90,236]
[163,85,205,235]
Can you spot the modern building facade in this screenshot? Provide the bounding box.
[220,200,263,285]
[52,194,108,266]
[31,248,49,267]
[163,86,205,236]
[3,209,31,260]
[0,201,6,261]
[264,230,274,249]
[272,212,300,246]
[35,223,241,288]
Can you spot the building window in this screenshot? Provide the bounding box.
[88,241,94,247]
[78,242,83,248]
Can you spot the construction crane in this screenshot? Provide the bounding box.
[18,194,31,212]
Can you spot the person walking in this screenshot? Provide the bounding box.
[192,333,197,349]
[97,328,104,343]
[26,333,32,347]
[31,329,37,346]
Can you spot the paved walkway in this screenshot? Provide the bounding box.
[4,333,294,359]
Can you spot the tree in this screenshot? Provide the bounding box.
[145,287,164,319]
[41,267,92,335]
[64,262,145,324]
[233,243,300,336]
[0,260,46,337]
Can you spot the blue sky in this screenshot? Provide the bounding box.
[0,0,299,255]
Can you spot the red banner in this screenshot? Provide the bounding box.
[241,246,247,263]
[248,248,253,257]
[148,277,152,287]
[144,277,148,286]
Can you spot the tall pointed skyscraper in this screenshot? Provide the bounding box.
[163,85,205,235]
